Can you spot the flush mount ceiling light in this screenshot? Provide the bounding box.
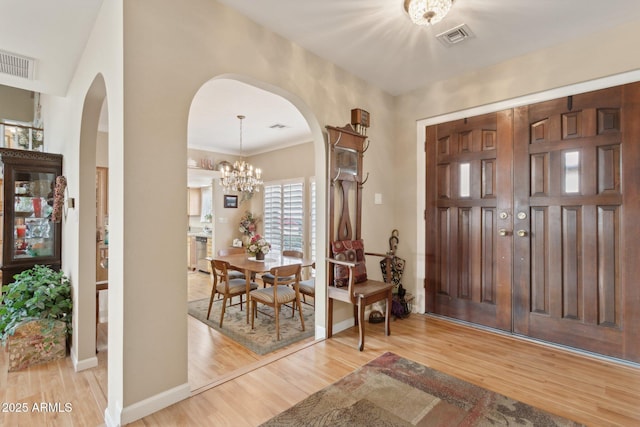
[404,0,454,26]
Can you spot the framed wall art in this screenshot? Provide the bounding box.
[223,195,238,208]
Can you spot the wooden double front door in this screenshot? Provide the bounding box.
[425,82,640,363]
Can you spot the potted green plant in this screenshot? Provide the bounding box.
[0,265,72,371]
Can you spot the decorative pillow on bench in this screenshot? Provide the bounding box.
[331,239,368,287]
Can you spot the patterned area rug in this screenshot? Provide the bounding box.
[188,297,314,355]
[261,352,584,426]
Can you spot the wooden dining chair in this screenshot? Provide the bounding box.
[298,262,316,309]
[260,250,303,287]
[217,247,247,280]
[208,259,258,327]
[250,263,305,340]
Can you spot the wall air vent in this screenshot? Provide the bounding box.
[0,50,36,80]
[436,23,474,47]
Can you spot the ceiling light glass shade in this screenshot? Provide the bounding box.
[219,115,263,194]
[404,0,453,26]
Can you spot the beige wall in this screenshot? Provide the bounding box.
[96,131,108,167]
[118,0,395,415]
[0,84,33,123]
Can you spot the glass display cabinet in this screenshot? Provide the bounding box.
[0,148,62,285]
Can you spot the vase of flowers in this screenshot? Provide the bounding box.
[239,211,258,246]
[247,234,270,260]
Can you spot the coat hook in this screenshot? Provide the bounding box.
[358,172,370,186]
[331,131,342,146]
[362,139,370,153]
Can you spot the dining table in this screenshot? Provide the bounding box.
[211,252,314,323]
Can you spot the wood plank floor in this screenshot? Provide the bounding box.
[1,270,638,426]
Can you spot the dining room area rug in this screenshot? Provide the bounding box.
[260,351,584,426]
[188,297,314,355]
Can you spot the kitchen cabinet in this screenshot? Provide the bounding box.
[187,187,201,216]
[0,148,62,285]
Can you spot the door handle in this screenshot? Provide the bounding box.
[517,230,528,237]
[498,229,509,237]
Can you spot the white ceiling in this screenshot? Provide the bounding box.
[188,79,311,156]
[0,0,103,96]
[3,0,640,154]
[218,0,640,95]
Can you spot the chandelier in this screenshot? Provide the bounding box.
[404,0,454,26]
[219,115,263,194]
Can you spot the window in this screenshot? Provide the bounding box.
[1,122,44,151]
[563,151,580,194]
[459,162,470,197]
[263,179,305,254]
[200,186,212,223]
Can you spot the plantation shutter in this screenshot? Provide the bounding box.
[263,179,305,254]
[310,179,316,263]
[282,181,304,253]
[263,184,282,253]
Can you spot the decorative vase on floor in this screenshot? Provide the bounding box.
[256,251,265,260]
[7,319,67,372]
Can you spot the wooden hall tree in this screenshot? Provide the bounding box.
[326,120,395,351]
[425,82,640,363]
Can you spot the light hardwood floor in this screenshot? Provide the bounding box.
[1,271,639,426]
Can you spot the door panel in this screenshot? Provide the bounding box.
[426,111,513,331]
[426,82,640,362]
[511,85,635,360]
[518,83,640,361]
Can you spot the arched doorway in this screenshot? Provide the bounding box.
[185,75,327,388]
[74,74,109,369]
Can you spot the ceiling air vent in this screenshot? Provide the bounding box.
[0,50,36,80]
[269,123,288,129]
[436,23,474,47]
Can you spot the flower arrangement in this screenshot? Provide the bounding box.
[247,234,270,259]
[239,211,258,236]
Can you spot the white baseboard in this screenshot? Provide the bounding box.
[314,324,326,340]
[104,405,121,427]
[71,350,98,372]
[117,383,191,425]
[332,317,355,335]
